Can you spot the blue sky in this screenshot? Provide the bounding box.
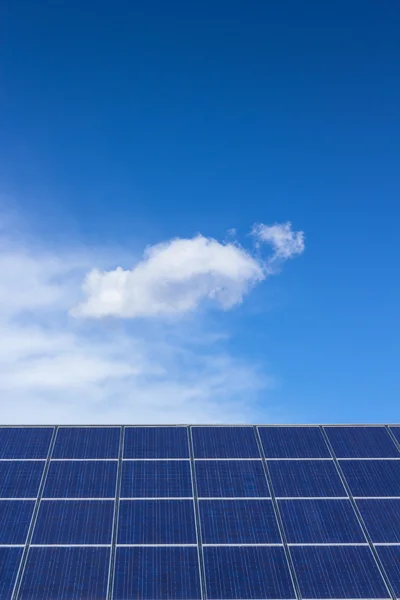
[0,1,399,423]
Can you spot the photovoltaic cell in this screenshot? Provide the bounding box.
[324,426,400,458]
[356,499,400,542]
[199,499,281,543]
[52,426,120,458]
[113,546,202,600]
[204,546,295,599]
[195,460,270,498]
[258,426,330,458]
[120,460,193,498]
[0,461,44,498]
[192,426,260,458]
[0,500,34,544]
[278,499,365,543]
[32,500,114,544]
[268,460,346,497]
[340,459,400,497]
[17,547,110,600]
[389,426,400,447]
[0,547,23,600]
[124,427,189,458]
[290,546,390,599]
[376,546,400,598]
[43,460,117,498]
[118,500,197,544]
[0,427,53,459]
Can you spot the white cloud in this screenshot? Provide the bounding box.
[252,221,305,262]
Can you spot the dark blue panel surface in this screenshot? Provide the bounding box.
[32,500,114,544]
[120,461,192,498]
[192,427,260,458]
[268,460,346,497]
[376,547,400,598]
[113,546,201,600]
[389,426,400,447]
[340,460,400,497]
[0,500,34,544]
[357,499,400,542]
[18,547,110,600]
[279,499,365,543]
[324,426,399,458]
[204,546,295,599]
[53,427,120,458]
[200,499,281,543]
[0,427,53,459]
[259,427,330,458]
[0,547,23,600]
[195,460,269,497]
[118,500,196,544]
[0,461,44,498]
[43,461,117,498]
[124,427,189,458]
[291,546,390,599]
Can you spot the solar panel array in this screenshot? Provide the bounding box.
[0,425,400,599]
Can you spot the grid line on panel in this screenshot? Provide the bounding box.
[319,425,397,600]
[188,426,207,600]
[254,426,302,600]
[107,425,124,600]
[386,426,400,454]
[11,426,58,600]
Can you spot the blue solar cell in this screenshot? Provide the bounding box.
[0,500,34,544]
[52,427,120,458]
[268,460,346,497]
[258,426,330,458]
[192,427,260,458]
[120,461,192,498]
[0,427,53,459]
[113,546,201,600]
[0,547,23,600]
[291,546,390,599]
[389,426,400,448]
[279,499,365,543]
[43,460,117,498]
[356,499,400,542]
[124,427,189,458]
[324,426,400,458]
[195,460,270,498]
[376,547,400,598]
[32,500,114,544]
[340,460,400,497]
[18,547,110,600]
[204,546,295,599]
[0,461,44,498]
[199,499,281,543]
[118,500,197,544]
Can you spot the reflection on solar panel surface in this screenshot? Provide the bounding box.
[0,424,399,599]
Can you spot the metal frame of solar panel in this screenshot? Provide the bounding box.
[0,424,399,600]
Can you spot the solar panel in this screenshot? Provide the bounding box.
[376,546,400,598]
[389,426,400,447]
[0,461,44,498]
[340,459,400,496]
[192,426,261,458]
[290,546,390,599]
[0,500,34,544]
[204,546,296,599]
[268,459,346,497]
[43,460,117,498]
[0,547,23,600]
[278,499,366,543]
[17,546,110,600]
[0,427,53,459]
[199,499,281,543]
[124,427,189,458]
[120,460,193,498]
[259,426,331,458]
[324,426,400,458]
[356,498,400,542]
[32,500,114,544]
[52,426,120,458]
[195,460,270,497]
[113,546,202,600]
[118,500,197,544]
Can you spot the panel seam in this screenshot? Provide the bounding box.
[107,425,124,600]
[188,426,207,600]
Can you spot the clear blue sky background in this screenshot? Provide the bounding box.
[1,1,399,423]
